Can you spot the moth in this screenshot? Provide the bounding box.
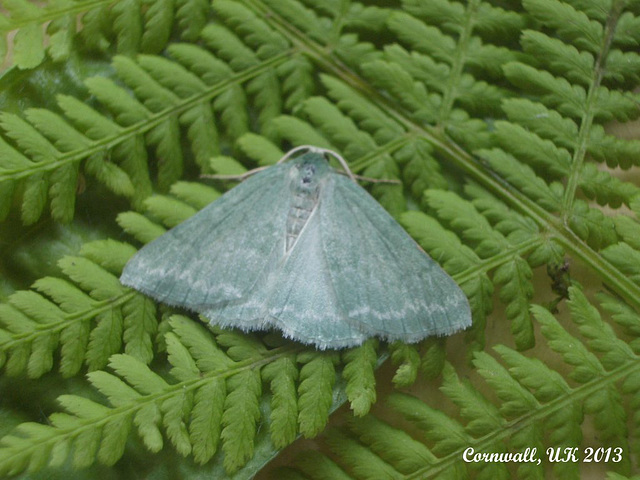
[120,146,472,349]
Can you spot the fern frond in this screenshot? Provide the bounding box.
[297,352,338,438]
[0,312,391,476]
[488,0,640,287]
[321,75,404,145]
[112,0,143,56]
[1,0,47,69]
[281,450,351,480]
[420,189,541,348]
[342,339,378,417]
[235,133,283,165]
[0,0,211,71]
[284,286,639,478]
[0,175,410,474]
[260,0,327,44]
[3,0,640,477]
[601,242,640,286]
[221,369,262,471]
[262,355,299,449]
[1,8,306,222]
[388,342,421,387]
[361,59,439,125]
[0,239,156,377]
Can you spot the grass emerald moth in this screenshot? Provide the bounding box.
[120,146,472,349]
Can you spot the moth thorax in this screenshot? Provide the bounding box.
[285,186,320,252]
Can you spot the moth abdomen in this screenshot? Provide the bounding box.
[286,185,320,252]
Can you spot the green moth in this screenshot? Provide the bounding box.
[120,146,472,349]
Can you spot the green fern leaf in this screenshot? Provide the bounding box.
[342,339,378,417]
[112,0,143,56]
[162,389,193,456]
[388,11,455,62]
[605,49,640,85]
[180,103,221,170]
[361,59,438,124]
[79,78,149,127]
[134,402,163,453]
[7,1,45,69]
[221,369,262,472]
[614,11,640,46]
[278,55,315,110]
[523,0,603,52]
[569,200,617,249]
[141,0,174,54]
[347,415,436,474]
[440,362,503,436]
[143,194,198,227]
[272,116,333,149]
[389,342,421,387]
[190,379,226,464]
[321,74,404,145]
[297,352,338,438]
[236,133,283,165]
[325,428,403,479]
[283,450,351,480]
[263,356,299,449]
[292,285,640,478]
[478,148,564,210]
[176,0,209,41]
[78,5,110,54]
[387,392,470,455]
[261,0,326,43]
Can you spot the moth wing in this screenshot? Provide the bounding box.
[267,212,370,348]
[319,175,472,343]
[203,206,369,349]
[120,164,290,309]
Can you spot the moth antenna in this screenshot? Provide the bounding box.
[278,145,317,163]
[279,145,357,181]
[323,149,356,181]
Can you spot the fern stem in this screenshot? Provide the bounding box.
[237,2,560,224]
[239,0,640,316]
[347,134,414,172]
[326,0,348,49]
[405,353,640,479]
[453,237,542,286]
[0,291,135,352]
[436,0,479,127]
[6,344,303,464]
[238,2,556,227]
[561,1,624,217]
[0,54,290,184]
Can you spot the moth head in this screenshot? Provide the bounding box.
[291,153,330,191]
